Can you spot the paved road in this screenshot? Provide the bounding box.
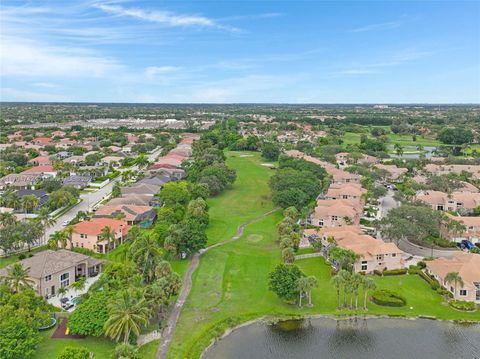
[378,190,399,219]
[41,147,163,245]
[377,190,456,258]
[156,208,280,359]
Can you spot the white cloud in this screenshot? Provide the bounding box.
[94,3,239,32]
[32,82,60,88]
[0,87,70,102]
[145,66,182,76]
[351,20,403,33]
[0,36,122,77]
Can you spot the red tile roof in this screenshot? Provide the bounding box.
[73,218,130,236]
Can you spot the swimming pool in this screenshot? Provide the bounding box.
[71,297,80,305]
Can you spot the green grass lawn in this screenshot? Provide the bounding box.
[342,130,442,148]
[205,151,275,246]
[166,149,480,359]
[34,329,116,359]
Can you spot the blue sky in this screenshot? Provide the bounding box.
[1,0,479,103]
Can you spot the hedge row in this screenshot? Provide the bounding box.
[373,268,408,276]
[450,300,476,311]
[371,289,407,307]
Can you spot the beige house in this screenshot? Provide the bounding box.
[325,183,367,202]
[302,226,404,274]
[416,190,480,213]
[375,164,408,181]
[310,199,363,228]
[426,252,480,303]
[72,218,130,254]
[0,250,102,299]
[425,164,480,180]
[446,214,480,244]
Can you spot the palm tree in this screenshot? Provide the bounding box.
[394,143,403,157]
[63,225,75,249]
[98,226,116,254]
[296,277,309,308]
[104,289,151,343]
[57,286,67,299]
[0,212,16,226]
[71,277,86,296]
[50,231,68,249]
[445,272,464,299]
[128,234,161,284]
[305,276,318,307]
[331,271,345,309]
[362,277,376,310]
[37,208,57,244]
[21,194,40,213]
[351,273,364,310]
[2,263,34,293]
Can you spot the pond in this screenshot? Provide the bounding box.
[203,317,480,359]
[388,145,437,159]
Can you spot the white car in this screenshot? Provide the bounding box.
[61,220,70,226]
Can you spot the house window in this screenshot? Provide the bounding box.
[60,273,70,288]
[45,275,52,282]
[80,234,86,238]
[376,255,383,261]
[332,216,338,221]
[319,219,324,226]
[460,289,467,296]
[361,261,368,271]
[392,253,396,257]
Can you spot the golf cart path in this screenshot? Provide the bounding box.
[155,207,280,359]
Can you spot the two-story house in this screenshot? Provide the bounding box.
[72,218,130,254]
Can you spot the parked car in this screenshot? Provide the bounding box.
[61,220,70,226]
[459,239,476,251]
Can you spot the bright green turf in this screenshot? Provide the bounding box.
[205,151,275,246]
[166,150,480,359]
[33,328,115,359]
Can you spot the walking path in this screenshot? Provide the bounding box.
[156,208,280,359]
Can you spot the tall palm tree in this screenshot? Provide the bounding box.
[445,272,464,299]
[50,231,68,249]
[57,286,67,299]
[394,143,403,157]
[63,225,75,249]
[21,194,40,213]
[351,273,364,310]
[104,289,151,343]
[99,226,116,254]
[296,277,309,308]
[362,277,376,310]
[37,208,57,244]
[2,263,34,293]
[128,234,161,284]
[71,277,86,296]
[305,276,318,307]
[331,271,345,309]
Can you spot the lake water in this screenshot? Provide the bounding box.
[203,317,480,359]
[388,145,436,159]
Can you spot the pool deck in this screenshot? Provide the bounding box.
[47,276,99,311]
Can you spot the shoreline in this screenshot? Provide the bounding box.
[199,312,480,358]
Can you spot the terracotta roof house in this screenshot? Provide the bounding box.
[121,183,161,196]
[446,214,480,244]
[310,199,363,228]
[416,191,480,213]
[335,152,349,166]
[28,155,52,166]
[72,218,130,254]
[426,252,480,303]
[108,145,122,153]
[325,183,367,202]
[94,204,156,226]
[358,154,379,165]
[302,226,404,273]
[99,156,123,167]
[0,249,102,298]
[21,165,57,177]
[63,155,86,165]
[32,137,52,146]
[375,164,408,181]
[0,173,42,190]
[425,164,480,180]
[51,130,66,138]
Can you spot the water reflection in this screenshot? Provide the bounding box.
[203,318,480,359]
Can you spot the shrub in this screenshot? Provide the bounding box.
[371,289,407,307]
[449,300,476,311]
[417,261,426,269]
[373,269,383,276]
[18,253,26,260]
[57,346,90,359]
[408,265,419,275]
[382,268,407,276]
